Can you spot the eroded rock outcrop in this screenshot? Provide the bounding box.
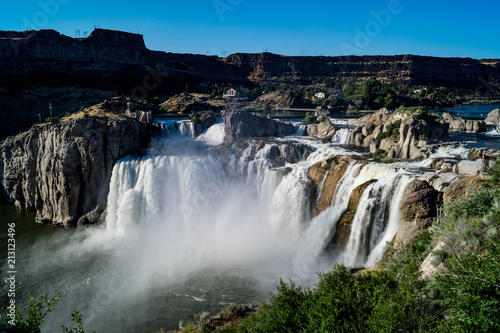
[442,112,486,133]
[395,180,442,246]
[349,108,448,159]
[306,119,336,141]
[0,118,150,227]
[191,111,216,137]
[211,138,312,170]
[222,110,295,139]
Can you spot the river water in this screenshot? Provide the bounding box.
[1,117,499,332]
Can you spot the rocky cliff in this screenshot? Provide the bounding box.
[349,108,449,159]
[1,29,499,90]
[222,110,295,139]
[225,53,500,89]
[0,117,150,227]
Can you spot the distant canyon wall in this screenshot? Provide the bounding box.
[0,29,499,90]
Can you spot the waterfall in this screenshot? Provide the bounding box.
[105,131,418,286]
[293,161,363,268]
[196,123,225,144]
[331,128,351,144]
[340,166,412,267]
[156,120,180,137]
[486,125,500,136]
[179,120,197,138]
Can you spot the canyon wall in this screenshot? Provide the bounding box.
[0,29,499,89]
[0,117,150,227]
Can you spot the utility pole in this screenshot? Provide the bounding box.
[38,113,41,123]
[49,103,53,118]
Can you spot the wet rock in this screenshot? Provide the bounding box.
[308,157,350,216]
[211,138,312,171]
[190,111,216,137]
[395,180,442,247]
[334,179,377,250]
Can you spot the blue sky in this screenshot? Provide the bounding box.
[2,0,500,58]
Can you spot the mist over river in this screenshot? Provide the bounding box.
[2,119,499,332]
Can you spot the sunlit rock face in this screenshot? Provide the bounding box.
[0,118,150,227]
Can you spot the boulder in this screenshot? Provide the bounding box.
[395,180,442,247]
[0,117,150,227]
[210,138,312,169]
[306,119,336,140]
[443,175,492,201]
[420,241,446,279]
[438,172,459,184]
[222,110,295,139]
[452,159,482,176]
[485,108,500,125]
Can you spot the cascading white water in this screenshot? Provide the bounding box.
[331,128,351,144]
[179,120,197,138]
[340,164,413,267]
[292,160,364,274]
[196,122,225,144]
[486,125,500,136]
[156,119,180,137]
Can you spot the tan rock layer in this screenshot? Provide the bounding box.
[334,180,377,250]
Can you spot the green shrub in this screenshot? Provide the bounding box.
[373,149,387,159]
[433,236,500,332]
[487,159,500,185]
[45,117,60,123]
[191,112,202,124]
[301,112,318,125]
[376,120,401,141]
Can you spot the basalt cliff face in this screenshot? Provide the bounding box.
[225,53,500,88]
[0,117,150,227]
[1,29,499,89]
